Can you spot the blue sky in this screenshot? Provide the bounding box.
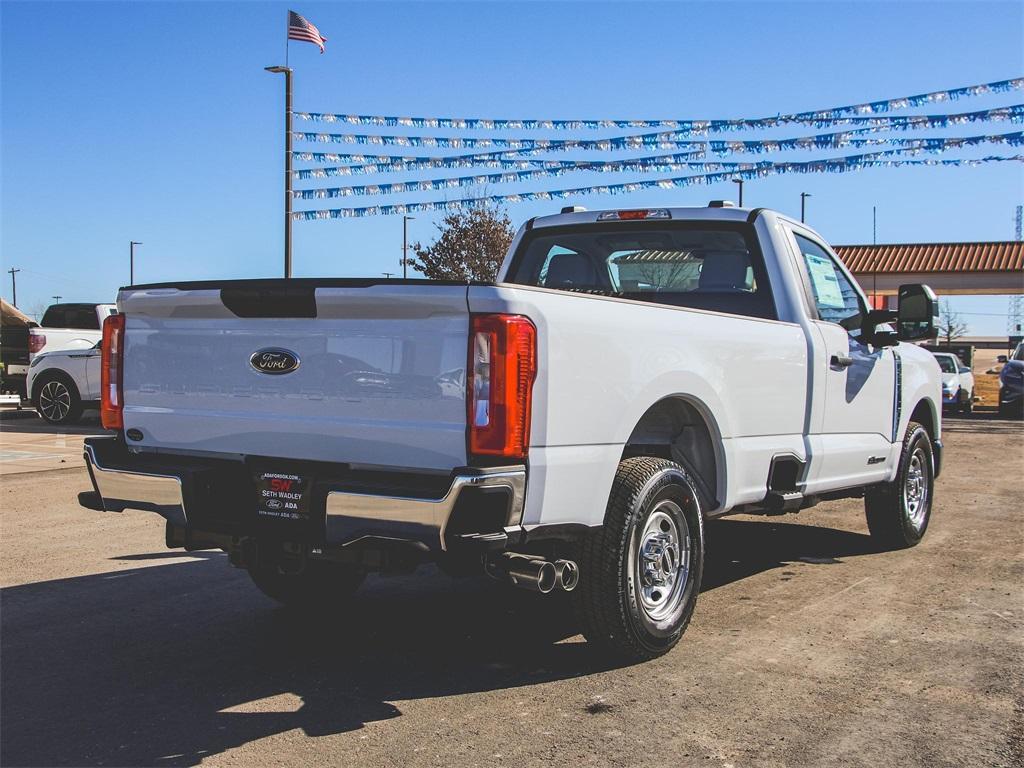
[2,1,1022,333]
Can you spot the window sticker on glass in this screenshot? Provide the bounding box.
[804,251,845,308]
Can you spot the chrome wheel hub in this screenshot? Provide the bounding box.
[39,381,71,422]
[635,501,690,622]
[904,447,929,529]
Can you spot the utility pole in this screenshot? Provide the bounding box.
[382,272,394,279]
[52,295,62,303]
[401,214,413,280]
[7,267,19,307]
[871,206,879,309]
[732,178,744,207]
[265,65,294,278]
[800,192,811,223]
[130,241,142,285]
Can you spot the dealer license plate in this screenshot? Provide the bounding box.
[255,471,312,524]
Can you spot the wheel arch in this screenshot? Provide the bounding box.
[908,397,937,441]
[620,394,725,514]
[30,366,80,403]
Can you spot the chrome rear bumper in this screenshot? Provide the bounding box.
[325,468,525,551]
[82,438,525,551]
[84,442,187,527]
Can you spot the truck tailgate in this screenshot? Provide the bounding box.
[119,282,470,470]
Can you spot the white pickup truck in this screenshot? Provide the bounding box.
[29,302,117,360]
[80,204,942,662]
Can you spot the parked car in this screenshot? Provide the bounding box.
[28,302,116,361]
[79,204,943,662]
[26,343,100,424]
[932,351,975,414]
[999,341,1024,417]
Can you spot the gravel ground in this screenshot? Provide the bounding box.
[1,415,1021,767]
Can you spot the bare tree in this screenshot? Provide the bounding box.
[620,253,695,290]
[937,300,969,346]
[407,203,515,281]
[25,299,50,323]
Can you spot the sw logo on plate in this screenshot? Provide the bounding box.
[249,348,300,375]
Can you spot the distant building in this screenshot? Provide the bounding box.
[834,241,1024,309]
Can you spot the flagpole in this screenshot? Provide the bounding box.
[265,63,293,278]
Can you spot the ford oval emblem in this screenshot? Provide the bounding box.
[249,348,300,375]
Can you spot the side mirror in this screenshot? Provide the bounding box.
[897,284,938,341]
[998,355,1008,364]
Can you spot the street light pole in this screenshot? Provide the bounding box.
[402,215,415,279]
[7,267,19,307]
[265,65,293,278]
[130,241,142,285]
[800,192,811,223]
[732,178,744,207]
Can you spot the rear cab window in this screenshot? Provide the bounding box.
[41,304,103,330]
[504,222,778,320]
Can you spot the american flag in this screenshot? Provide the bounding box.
[288,11,327,53]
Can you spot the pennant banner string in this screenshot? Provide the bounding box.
[293,145,708,169]
[293,136,1024,199]
[293,155,1024,220]
[291,105,1024,150]
[293,132,1024,180]
[296,160,780,199]
[293,77,1023,132]
[295,150,708,179]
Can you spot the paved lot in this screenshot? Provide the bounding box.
[1,416,1021,767]
[0,410,109,475]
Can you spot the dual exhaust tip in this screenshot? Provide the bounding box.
[490,553,579,594]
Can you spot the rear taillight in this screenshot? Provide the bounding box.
[100,314,126,430]
[28,332,46,354]
[468,314,537,460]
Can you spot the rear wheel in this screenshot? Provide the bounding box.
[573,457,704,662]
[35,374,83,425]
[248,551,364,610]
[865,421,934,549]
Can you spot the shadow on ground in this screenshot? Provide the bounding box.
[0,411,109,436]
[1,518,878,767]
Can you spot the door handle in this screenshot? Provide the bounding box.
[830,354,853,369]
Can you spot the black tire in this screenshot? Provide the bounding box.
[248,552,364,610]
[33,372,83,425]
[959,389,973,415]
[573,457,704,663]
[864,421,934,549]
[998,390,1023,420]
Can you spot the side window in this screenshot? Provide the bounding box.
[794,234,863,328]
